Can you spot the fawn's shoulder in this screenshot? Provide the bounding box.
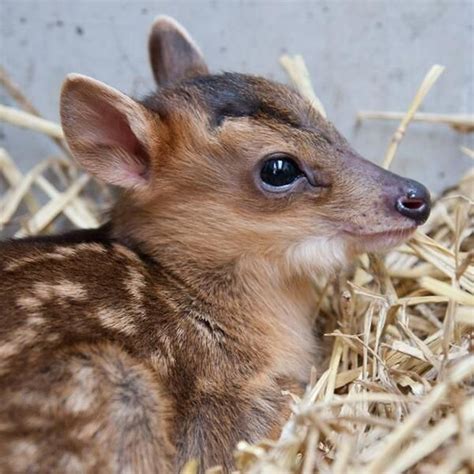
[0,226,160,332]
[0,226,150,281]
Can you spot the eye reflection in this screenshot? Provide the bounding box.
[260,156,304,188]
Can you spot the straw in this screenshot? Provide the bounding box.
[280,54,327,119]
[382,65,445,169]
[357,111,474,133]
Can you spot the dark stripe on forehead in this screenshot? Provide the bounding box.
[142,72,335,144]
[183,72,305,128]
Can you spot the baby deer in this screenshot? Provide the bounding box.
[0,16,430,473]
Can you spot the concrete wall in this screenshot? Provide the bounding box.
[1,0,472,193]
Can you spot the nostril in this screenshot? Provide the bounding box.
[398,196,425,210]
[395,182,431,225]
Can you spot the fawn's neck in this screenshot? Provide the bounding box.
[110,190,320,381]
[235,256,319,381]
[115,227,318,382]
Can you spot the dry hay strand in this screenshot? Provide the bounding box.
[356,111,474,134]
[0,147,111,237]
[1,59,473,474]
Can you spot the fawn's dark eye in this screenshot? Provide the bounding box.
[260,155,304,189]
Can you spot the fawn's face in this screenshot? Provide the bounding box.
[60,17,430,275]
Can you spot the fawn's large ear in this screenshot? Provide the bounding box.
[148,15,209,86]
[60,74,154,188]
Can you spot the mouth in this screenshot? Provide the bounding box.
[344,226,416,253]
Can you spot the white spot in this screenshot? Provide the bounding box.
[65,365,97,413]
[126,266,146,302]
[16,295,42,311]
[96,307,136,336]
[54,246,77,256]
[33,280,87,301]
[74,243,106,254]
[28,315,44,326]
[0,326,38,374]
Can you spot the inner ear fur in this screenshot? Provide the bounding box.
[60,73,155,188]
[148,15,209,86]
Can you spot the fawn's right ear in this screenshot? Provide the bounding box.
[60,74,155,189]
[148,15,209,86]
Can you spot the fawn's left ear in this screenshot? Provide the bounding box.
[148,15,209,86]
[60,74,155,189]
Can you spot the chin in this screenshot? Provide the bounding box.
[286,235,350,277]
[348,227,416,254]
[283,227,416,278]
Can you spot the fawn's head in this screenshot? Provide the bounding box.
[60,16,430,277]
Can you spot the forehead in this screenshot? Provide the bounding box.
[187,73,307,126]
[156,73,332,137]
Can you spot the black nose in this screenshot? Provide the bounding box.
[395,180,431,225]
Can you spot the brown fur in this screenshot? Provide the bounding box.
[0,16,430,473]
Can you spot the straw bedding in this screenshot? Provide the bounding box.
[0,60,473,474]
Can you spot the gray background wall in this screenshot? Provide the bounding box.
[1,0,473,194]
